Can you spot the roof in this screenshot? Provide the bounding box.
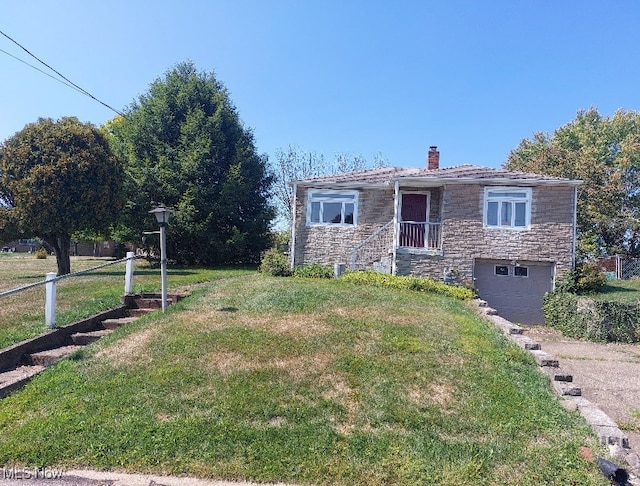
[293,165,582,188]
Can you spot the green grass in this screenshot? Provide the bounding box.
[0,252,254,348]
[590,278,640,303]
[0,274,608,485]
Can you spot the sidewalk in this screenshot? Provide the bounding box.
[0,469,295,486]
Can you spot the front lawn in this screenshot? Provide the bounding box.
[0,275,607,484]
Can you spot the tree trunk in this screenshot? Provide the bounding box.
[43,233,72,275]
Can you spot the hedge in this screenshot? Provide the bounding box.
[341,270,476,301]
[543,292,640,343]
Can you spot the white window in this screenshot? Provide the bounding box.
[484,187,532,229]
[307,190,358,226]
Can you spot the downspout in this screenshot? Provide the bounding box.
[290,182,298,270]
[572,185,578,270]
[392,180,399,275]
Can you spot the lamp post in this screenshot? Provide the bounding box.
[149,206,170,312]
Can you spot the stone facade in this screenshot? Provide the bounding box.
[291,185,395,267]
[396,184,576,281]
[292,182,577,283]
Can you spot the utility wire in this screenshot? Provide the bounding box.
[0,29,123,116]
[0,47,84,95]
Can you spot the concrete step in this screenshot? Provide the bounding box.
[130,298,177,310]
[71,329,112,346]
[23,345,84,367]
[132,298,164,309]
[126,308,155,318]
[0,365,46,398]
[101,316,138,330]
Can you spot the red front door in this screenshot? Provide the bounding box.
[400,193,428,247]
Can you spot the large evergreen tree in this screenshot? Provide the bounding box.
[107,62,274,265]
[505,108,640,258]
[0,117,124,274]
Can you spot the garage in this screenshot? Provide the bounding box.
[473,259,555,325]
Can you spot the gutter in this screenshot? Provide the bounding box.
[290,182,297,269]
[392,180,399,275]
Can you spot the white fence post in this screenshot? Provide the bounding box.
[125,251,135,294]
[45,272,57,329]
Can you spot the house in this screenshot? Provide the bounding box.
[290,147,581,325]
[1,239,119,257]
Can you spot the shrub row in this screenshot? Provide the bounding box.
[259,249,476,300]
[543,292,640,343]
[341,270,476,301]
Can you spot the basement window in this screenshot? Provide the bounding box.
[495,265,509,276]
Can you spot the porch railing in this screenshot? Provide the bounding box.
[398,221,442,250]
[350,220,394,270]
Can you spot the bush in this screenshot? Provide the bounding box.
[293,264,334,279]
[554,264,606,295]
[258,248,291,276]
[575,262,607,293]
[341,270,476,300]
[35,248,48,259]
[543,291,640,343]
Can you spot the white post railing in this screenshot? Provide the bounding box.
[0,254,141,331]
[45,272,57,329]
[125,251,135,294]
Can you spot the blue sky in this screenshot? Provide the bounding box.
[1,1,639,169]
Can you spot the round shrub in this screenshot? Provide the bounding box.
[259,248,291,276]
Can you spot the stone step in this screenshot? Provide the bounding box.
[71,329,112,346]
[0,365,45,398]
[101,316,138,330]
[23,345,84,367]
[126,308,155,318]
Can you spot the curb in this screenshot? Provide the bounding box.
[473,299,640,480]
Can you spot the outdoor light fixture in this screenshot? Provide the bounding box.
[149,206,170,311]
[149,206,170,226]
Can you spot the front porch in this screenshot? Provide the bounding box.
[350,185,444,272]
[350,220,443,272]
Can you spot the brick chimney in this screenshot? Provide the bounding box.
[427,146,439,170]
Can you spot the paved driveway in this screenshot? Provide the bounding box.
[525,327,640,453]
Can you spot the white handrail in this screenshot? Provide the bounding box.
[0,252,141,329]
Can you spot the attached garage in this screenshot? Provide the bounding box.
[473,259,555,325]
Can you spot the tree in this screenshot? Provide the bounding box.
[272,145,387,227]
[505,108,640,258]
[106,62,274,265]
[0,117,124,274]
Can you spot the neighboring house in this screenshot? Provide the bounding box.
[1,238,40,253]
[1,239,119,257]
[290,147,581,325]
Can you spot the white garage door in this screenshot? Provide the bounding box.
[473,259,554,325]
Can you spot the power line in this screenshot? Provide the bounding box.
[0,47,84,95]
[0,29,123,116]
